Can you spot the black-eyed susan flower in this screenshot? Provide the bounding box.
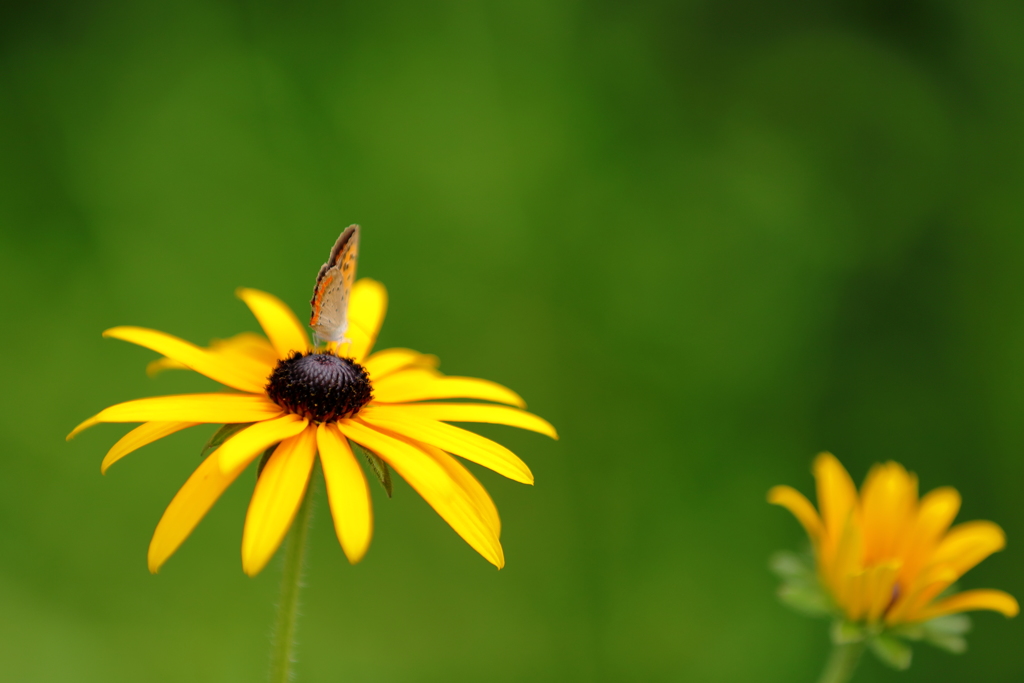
[69,279,556,577]
[768,452,1017,677]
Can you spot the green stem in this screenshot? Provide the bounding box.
[268,480,315,683]
[816,642,865,683]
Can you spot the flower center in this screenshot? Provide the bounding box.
[266,352,373,422]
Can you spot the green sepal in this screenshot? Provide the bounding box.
[924,632,967,654]
[354,442,392,498]
[889,623,925,641]
[869,634,912,670]
[770,551,833,617]
[778,581,833,617]
[201,423,253,458]
[922,615,971,654]
[831,620,865,645]
[769,550,812,579]
[256,446,276,479]
[924,614,971,636]
[890,614,970,654]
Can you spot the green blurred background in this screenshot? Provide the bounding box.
[2,1,1024,681]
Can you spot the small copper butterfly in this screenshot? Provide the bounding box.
[309,225,359,344]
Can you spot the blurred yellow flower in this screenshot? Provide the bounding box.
[69,279,556,576]
[769,453,1018,627]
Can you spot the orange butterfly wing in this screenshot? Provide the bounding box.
[310,225,360,343]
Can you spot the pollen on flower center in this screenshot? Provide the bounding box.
[266,351,373,422]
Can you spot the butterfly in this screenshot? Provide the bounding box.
[310,225,360,345]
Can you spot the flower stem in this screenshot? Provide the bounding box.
[817,642,864,683]
[268,480,315,683]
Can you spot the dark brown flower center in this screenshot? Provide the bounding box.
[266,352,373,422]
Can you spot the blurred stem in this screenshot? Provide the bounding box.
[268,478,315,683]
[817,642,864,683]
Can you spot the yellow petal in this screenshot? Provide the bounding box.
[813,452,859,561]
[849,562,901,623]
[860,461,918,564]
[387,402,558,439]
[216,414,309,473]
[829,516,865,613]
[843,570,868,621]
[863,561,901,623]
[418,441,501,536]
[104,327,271,393]
[148,438,251,573]
[359,406,533,484]
[767,485,824,544]
[346,279,388,362]
[930,520,1006,578]
[236,288,310,359]
[900,487,961,586]
[68,394,283,440]
[146,332,279,377]
[915,589,1020,621]
[363,348,440,381]
[242,425,318,576]
[146,358,188,376]
[317,424,373,564]
[337,419,504,568]
[886,564,960,625]
[102,421,200,474]
[372,368,526,408]
[208,332,280,367]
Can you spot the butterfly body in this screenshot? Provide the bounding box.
[310,225,360,344]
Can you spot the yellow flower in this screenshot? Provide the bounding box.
[769,452,1018,626]
[69,279,556,576]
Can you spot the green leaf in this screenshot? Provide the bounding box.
[201,423,252,459]
[869,634,912,670]
[831,620,865,645]
[256,446,276,479]
[354,442,392,498]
